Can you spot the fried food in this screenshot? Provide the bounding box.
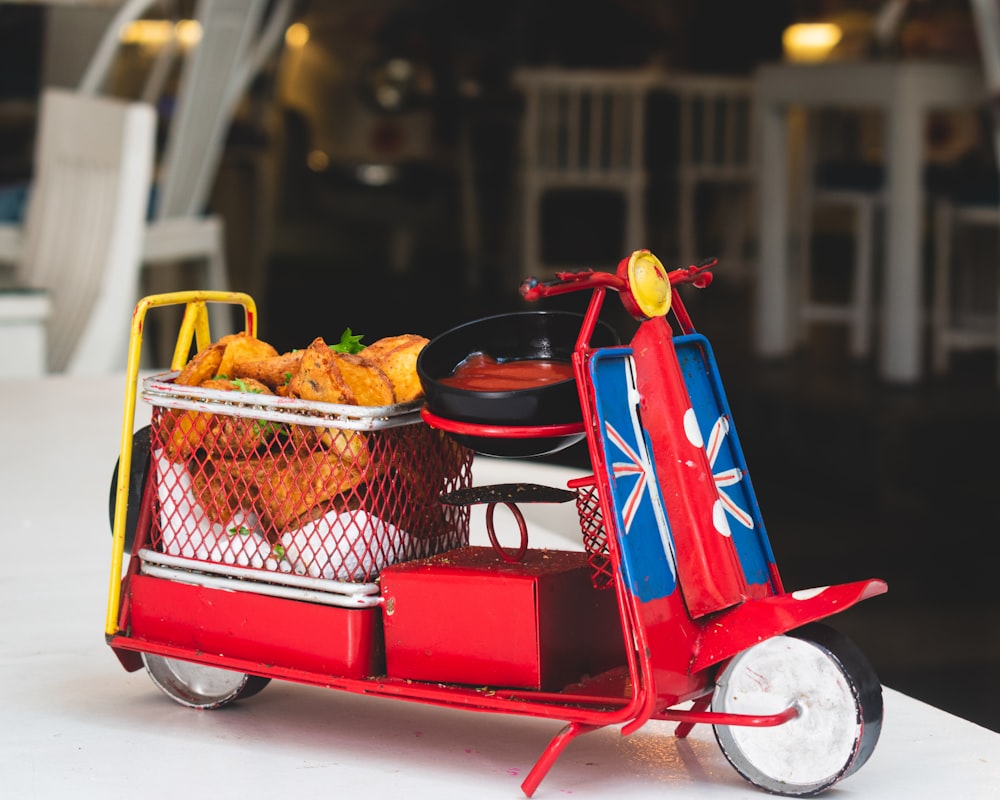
[362,334,429,402]
[190,460,249,524]
[175,342,225,386]
[286,338,356,405]
[334,352,395,406]
[257,441,371,533]
[207,415,284,456]
[163,409,212,460]
[173,327,428,409]
[217,332,279,381]
[176,377,279,455]
[184,424,371,536]
[175,333,276,386]
[290,421,359,453]
[232,350,304,391]
[163,325,443,550]
[200,376,273,395]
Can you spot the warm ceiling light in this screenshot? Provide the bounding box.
[119,18,201,48]
[782,23,843,62]
[119,19,173,46]
[285,22,309,48]
[306,149,329,172]
[174,19,202,47]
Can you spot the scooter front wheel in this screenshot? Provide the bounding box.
[711,623,882,796]
[142,653,271,709]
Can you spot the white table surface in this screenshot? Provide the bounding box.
[2,373,998,798]
[752,59,985,383]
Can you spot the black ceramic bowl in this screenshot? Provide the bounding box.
[417,311,618,457]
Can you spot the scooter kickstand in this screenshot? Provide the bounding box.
[521,721,604,797]
[674,695,712,739]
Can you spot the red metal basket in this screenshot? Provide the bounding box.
[574,482,614,590]
[142,374,474,585]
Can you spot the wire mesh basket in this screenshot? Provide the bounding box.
[142,373,474,585]
[575,482,614,590]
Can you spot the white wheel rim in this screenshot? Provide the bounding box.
[713,635,861,791]
[143,654,250,709]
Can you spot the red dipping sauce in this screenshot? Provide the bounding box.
[440,353,575,392]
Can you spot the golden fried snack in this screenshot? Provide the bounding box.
[217,332,279,381]
[181,378,279,455]
[287,338,357,405]
[290,423,373,459]
[175,332,274,386]
[290,424,337,453]
[200,376,273,394]
[334,352,395,406]
[190,460,250,524]
[232,350,304,391]
[175,342,225,386]
[163,409,212,460]
[257,440,371,533]
[363,334,429,403]
[207,415,283,457]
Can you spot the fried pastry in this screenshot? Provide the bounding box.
[190,459,249,524]
[287,338,357,405]
[200,376,272,394]
[363,334,429,402]
[162,409,212,460]
[216,332,279,381]
[333,352,395,406]
[175,342,225,386]
[232,350,304,391]
[257,443,371,533]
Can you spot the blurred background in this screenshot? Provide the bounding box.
[2,0,998,732]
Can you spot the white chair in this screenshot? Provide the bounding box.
[930,0,1000,380]
[5,88,155,373]
[664,74,756,281]
[80,0,293,339]
[931,195,1000,374]
[796,110,882,359]
[512,67,657,281]
[0,0,293,353]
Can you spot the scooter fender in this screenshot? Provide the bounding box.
[688,577,887,674]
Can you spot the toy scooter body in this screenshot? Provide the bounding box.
[106,252,887,797]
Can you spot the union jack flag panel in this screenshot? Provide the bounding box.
[673,334,774,588]
[590,348,679,603]
[589,336,775,606]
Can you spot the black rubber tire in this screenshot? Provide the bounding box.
[108,425,152,553]
[712,622,883,796]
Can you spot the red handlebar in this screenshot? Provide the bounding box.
[519,257,716,304]
[519,252,717,346]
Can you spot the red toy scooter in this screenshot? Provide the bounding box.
[107,251,886,797]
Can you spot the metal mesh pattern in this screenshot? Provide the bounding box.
[147,402,473,583]
[576,484,613,589]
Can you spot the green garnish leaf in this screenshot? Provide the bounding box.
[330,328,365,354]
[271,544,286,560]
[252,420,288,437]
[227,525,252,537]
[230,378,262,394]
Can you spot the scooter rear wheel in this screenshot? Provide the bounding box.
[711,623,882,796]
[142,653,271,709]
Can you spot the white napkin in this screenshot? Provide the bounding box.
[153,449,407,581]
